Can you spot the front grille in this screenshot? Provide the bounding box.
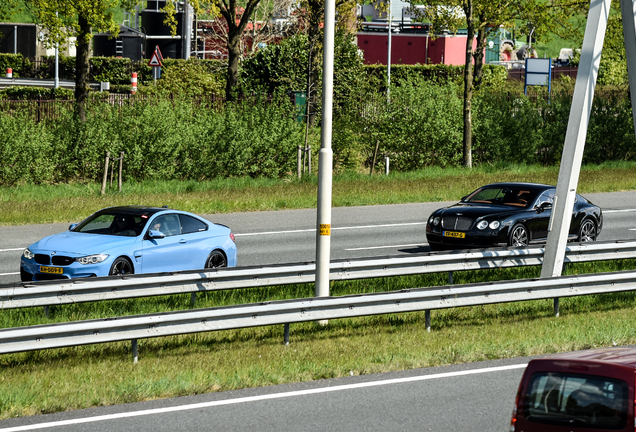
[442,216,473,231]
[52,256,74,266]
[34,254,50,265]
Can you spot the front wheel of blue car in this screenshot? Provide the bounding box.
[110,257,133,276]
[205,250,227,269]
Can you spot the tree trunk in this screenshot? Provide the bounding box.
[472,18,486,92]
[226,28,242,101]
[462,0,474,168]
[75,14,91,122]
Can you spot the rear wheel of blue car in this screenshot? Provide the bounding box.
[509,224,529,247]
[205,250,227,269]
[110,257,133,276]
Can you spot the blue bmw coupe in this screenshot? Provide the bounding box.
[21,206,237,281]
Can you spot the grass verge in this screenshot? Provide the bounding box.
[1,161,636,225]
[1,258,636,418]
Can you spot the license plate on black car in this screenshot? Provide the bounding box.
[443,231,465,238]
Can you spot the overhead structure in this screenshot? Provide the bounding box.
[541,0,636,310]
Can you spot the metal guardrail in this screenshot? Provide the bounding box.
[2,240,636,310]
[1,268,635,355]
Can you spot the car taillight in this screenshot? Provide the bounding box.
[510,381,522,432]
[230,233,235,242]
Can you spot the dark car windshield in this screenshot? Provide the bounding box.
[523,372,628,430]
[463,187,539,208]
[73,211,150,237]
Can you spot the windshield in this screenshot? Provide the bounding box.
[463,187,538,208]
[73,211,150,237]
[523,372,628,430]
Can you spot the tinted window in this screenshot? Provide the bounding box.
[149,214,181,236]
[180,215,208,234]
[523,372,628,430]
[74,212,146,237]
[464,187,538,207]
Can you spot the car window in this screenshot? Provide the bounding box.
[523,372,628,430]
[149,214,181,237]
[180,215,208,234]
[465,187,538,207]
[75,212,144,237]
[535,189,556,208]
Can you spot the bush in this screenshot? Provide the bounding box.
[0,86,74,100]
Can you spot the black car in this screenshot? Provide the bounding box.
[425,182,603,250]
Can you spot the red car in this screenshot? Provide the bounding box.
[511,348,636,432]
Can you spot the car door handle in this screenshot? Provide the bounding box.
[179,239,187,244]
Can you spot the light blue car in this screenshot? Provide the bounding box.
[20,206,237,281]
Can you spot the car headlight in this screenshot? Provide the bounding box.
[433,217,440,226]
[76,254,109,265]
[477,220,488,230]
[489,221,501,230]
[23,248,34,260]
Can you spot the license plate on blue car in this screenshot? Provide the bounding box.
[39,266,63,274]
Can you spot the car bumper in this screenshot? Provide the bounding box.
[426,229,507,248]
[20,258,113,281]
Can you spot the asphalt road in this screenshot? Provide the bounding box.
[2,190,636,284]
[0,355,536,432]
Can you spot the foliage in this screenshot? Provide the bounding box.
[136,59,226,97]
[0,53,31,78]
[0,86,73,100]
[0,95,304,185]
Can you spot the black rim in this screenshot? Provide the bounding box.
[579,220,596,242]
[206,251,227,268]
[510,226,528,247]
[110,258,133,275]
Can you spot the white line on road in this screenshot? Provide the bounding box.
[0,248,24,253]
[344,243,426,251]
[0,272,19,276]
[604,209,636,213]
[0,363,528,432]
[234,222,427,237]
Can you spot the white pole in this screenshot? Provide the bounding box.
[54,12,59,89]
[387,0,392,94]
[620,0,636,136]
[541,0,610,281]
[315,0,335,303]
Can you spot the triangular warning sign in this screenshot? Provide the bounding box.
[148,50,162,67]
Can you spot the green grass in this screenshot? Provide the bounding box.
[2,162,636,226]
[1,258,636,418]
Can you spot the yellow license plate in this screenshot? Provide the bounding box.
[39,266,63,274]
[443,231,465,239]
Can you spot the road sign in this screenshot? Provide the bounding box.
[148,50,162,67]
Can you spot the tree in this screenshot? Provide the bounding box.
[1,0,137,121]
[410,0,586,168]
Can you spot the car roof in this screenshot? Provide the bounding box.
[480,182,554,190]
[537,348,636,368]
[98,206,172,216]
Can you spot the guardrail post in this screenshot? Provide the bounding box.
[284,323,290,345]
[554,298,559,317]
[425,310,431,332]
[44,305,49,318]
[191,292,196,307]
[448,271,453,285]
[132,339,138,364]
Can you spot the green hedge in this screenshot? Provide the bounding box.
[0,95,304,185]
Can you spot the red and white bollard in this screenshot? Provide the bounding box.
[6,68,12,78]
[131,72,137,94]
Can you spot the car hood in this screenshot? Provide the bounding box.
[28,231,137,256]
[435,203,527,219]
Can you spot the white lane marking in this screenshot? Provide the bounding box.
[0,272,19,276]
[604,209,636,213]
[0,363,527,432]
[0,248,24,253]
[345,243,425,251]
[234,222,427,237]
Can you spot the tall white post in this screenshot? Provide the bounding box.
[621,0,636,134]
[387,0,392,92]
[54,13,59,89]
[315,0,335,301]
[540,0,611,280]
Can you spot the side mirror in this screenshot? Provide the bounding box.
[535,202,552,212]
[69,223,78,231]
[148,229,165,239]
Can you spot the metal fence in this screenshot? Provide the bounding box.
[3,240,636,311]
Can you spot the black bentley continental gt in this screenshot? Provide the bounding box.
[425,182,603,250]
